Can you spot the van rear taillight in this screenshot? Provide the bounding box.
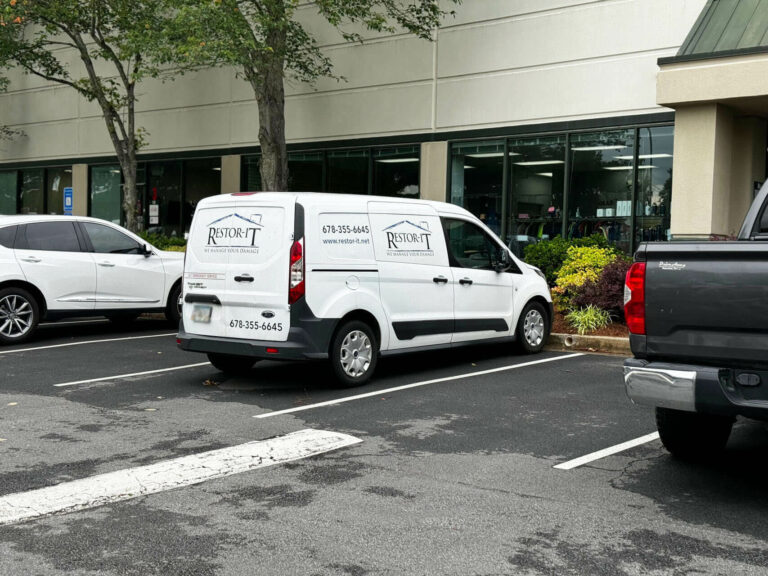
[289,238,305,304]
[624,262,646,335]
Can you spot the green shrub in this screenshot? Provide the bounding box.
[554,245,616,309]
[565,305,612,335]
[138,232,187,250]
[523,234,613,286]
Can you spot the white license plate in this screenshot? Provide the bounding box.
[191,305,212,323]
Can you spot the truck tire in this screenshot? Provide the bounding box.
[207,353,256,376]
[330,320,378,387]
[656,407,733,461]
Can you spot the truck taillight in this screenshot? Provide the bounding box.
[289,237,304,304]
[624,262,646,335]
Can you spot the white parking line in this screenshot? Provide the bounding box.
[0,333,177,355]
[254,353,584,419]
[0,429,361,526]
[553,432,660,470]
[54,362,211,387]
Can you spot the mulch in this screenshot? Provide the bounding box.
[551,310,629,338]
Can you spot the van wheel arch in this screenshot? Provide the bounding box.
[331,310,381,353]
[0,280,47,319]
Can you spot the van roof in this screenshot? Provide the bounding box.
[202,191,471,216]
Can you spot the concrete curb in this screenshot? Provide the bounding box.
[546,333,630,356]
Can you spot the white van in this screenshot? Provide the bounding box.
[177,193,553,386]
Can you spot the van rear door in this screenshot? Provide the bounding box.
[183,195,295,342]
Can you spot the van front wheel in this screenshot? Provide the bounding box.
[207,353,257,376]
[331,320,378,387]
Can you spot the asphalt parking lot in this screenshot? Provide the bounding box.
[1,318,768,576]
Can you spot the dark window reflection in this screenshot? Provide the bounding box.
[328,149,369,194]
[20,169,44,215]
[184,158,221,234]
[46,167,72,215]
[148,161,182,237]
[0,171,17,215]
[450,141,504,236]
[90,165,122,224]
[373,146,419,198]
[288,151,324,191]
[636,126,673,243]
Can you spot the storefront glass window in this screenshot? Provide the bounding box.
[148,161,182,236]
[0,171,17,214]
[450,140,504,236]
[183,158,221,234]
[243,155,261,191]
[327,149,369,194]
[373,146,419,198]
[46,167,72,215]
[568,130,634,253]
[288,151,324,192]
[20,169,44,215]
[90,165,122,223]
[636,126,673,243]
[508,135,565,250]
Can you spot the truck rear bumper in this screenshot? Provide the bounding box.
[624,358,715,412]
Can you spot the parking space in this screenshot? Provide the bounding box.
[1,319,768,575]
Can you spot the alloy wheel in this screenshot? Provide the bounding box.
[0,293,34,339]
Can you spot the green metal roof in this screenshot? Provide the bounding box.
[667,0,768,63]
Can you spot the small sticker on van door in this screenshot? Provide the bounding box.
[318,213,374,261]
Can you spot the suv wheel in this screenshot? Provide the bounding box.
[0,287,40,345]
[331,320,378,387]
[656,407,734,461]
[516,301,548,354]
[166,283,182,325]
[207,353,256,376]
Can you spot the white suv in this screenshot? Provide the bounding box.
[0,215,184,344]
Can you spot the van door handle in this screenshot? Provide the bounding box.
[234,275,254,283]
[459,278,473,285]
[433,276,448,284]
[20,256,41,263]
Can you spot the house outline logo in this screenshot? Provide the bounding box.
[206,213,264,247]
[382,219,434,253]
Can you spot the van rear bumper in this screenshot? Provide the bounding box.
[177,323,330,361]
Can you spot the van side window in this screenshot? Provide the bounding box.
[442,218,499,270]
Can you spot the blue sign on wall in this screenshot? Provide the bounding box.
[63,187,73,215]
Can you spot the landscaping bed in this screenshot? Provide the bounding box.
[551,310,628,338]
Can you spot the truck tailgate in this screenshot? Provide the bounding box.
[643,242,768,368]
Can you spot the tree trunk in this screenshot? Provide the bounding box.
[121,153,139,232]
[253,30,288,191]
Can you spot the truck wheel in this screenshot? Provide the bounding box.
[330,320,378,387]
[515,301,548,354]
[207,353,256,376]
[656,407,734,460]
[0,287,40,345]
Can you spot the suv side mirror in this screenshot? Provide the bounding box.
[142,243,152,258]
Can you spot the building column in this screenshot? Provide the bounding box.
[730,116,767,234]
[419,142,448,203]
[72,164,88,216]
[221,155,241,194]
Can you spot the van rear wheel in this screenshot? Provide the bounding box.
[331,320,378,387]
[207,353,257,376]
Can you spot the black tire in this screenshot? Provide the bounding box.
[515,300,548,354]
[165,282,182,325]
[207,353,257,376]
[0,287,40,345]
[330,320,378,387]
[656,407,733,461]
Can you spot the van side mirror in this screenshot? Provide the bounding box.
[494,249,511,272]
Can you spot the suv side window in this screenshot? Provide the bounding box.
[442,218,500,270]
[83,222,143,254]
[0,225,17,248]
[23,221,81,252]
[760,206,768,234]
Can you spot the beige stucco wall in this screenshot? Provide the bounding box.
[72,163,88,217]
[419,142,448,202]
[0,0,705,165]
[220,155,241,194]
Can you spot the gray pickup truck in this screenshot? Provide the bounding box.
[623,184,768,459]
